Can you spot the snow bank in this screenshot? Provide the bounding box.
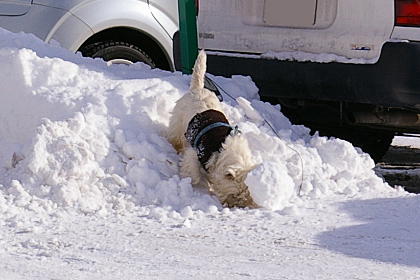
[0,28,397,229]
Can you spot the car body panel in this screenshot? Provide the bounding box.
[45,10,93,52]
[392,26,420,41]
[0,4,68,40]
[33,0,97,10]
[198,0,395,60]
[148,0,179,30]
[0,0,32,15]
[0,0,177,66]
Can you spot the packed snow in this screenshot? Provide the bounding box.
[262,50,380,64]
[207,50,379,64]
[0,28,419,279]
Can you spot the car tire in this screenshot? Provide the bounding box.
[80,41,156,67]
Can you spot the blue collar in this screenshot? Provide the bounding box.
[193,122,232,148]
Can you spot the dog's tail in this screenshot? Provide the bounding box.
[190,50,206,91]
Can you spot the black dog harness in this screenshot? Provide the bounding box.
[185,109,233,169]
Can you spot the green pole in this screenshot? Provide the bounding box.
[178,0,198,74]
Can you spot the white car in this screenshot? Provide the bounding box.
[197,0,420,161]
[0,0,180,70]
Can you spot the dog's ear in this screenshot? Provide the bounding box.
[225,169,236,181]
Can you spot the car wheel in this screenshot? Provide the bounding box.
[80,41,156,67]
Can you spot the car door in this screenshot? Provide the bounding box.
[0,0,32,15]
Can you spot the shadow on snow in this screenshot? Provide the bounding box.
[317,195,420,267]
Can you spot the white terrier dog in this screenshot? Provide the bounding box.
[168,50,257,208]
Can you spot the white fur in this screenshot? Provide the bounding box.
[168,50,257,208]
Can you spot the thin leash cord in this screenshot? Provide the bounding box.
[207,76,304,196]
[262,117,304,196]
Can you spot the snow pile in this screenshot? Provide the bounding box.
[246,161,295,210]
[0,28,397,228]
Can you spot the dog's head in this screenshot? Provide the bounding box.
[206,134,258,208]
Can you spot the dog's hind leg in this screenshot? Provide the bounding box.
[180,147,204,186]
[167,129,184,153]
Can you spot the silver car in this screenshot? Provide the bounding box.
[0,0,179,70]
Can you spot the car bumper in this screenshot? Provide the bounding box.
[206,42,420,112]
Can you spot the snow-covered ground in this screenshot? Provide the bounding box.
[0,29,419,279]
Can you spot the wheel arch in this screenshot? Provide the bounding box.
[78,27,173,70]
[46,0,176,70]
